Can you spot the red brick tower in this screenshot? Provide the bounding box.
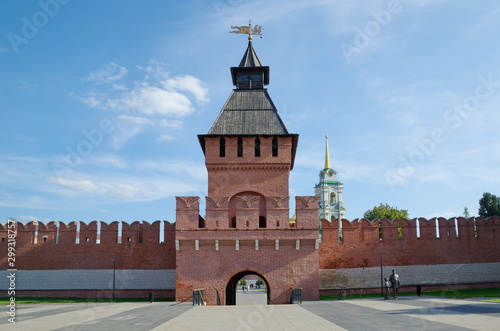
[175,39,319,305]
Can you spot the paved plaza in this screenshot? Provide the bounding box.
[2,290,499,330]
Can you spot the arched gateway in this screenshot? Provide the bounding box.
[225,271,270,305]
[175,36,320,305]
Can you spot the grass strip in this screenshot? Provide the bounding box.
[320,288,500,300]
[0,297,175,305]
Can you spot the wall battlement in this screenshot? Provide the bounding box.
[320,216,499,270]
[0,220,176,270]
[176,195,319,231]
[321,216,497,241]
[2,215,498,297]
[1,220,175,244]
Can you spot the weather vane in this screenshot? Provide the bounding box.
[229,19,263,40]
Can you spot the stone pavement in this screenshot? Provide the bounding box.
[2,293,499,330]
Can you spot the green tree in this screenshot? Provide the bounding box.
[363,203,409,221]
[463,206,470,218]
[478,192,500,218]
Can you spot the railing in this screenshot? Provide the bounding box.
[193,289,205,306]
[290,288,302,304]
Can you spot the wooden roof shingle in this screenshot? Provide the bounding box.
[207,90,288,135]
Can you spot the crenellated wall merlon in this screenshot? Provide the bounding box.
[319,216,500,270]
[294,196,320,229]
[0,220,175,245]
[175,195,320,231]
[321,216,498,241]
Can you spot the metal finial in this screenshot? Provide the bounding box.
[325,132,331,170]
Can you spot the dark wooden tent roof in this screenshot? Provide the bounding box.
[206,90,288,135]
[238,40,263,67]
[198,40,298,168]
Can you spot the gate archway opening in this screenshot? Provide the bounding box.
[225,271,270,305]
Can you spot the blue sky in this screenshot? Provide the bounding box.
[1,0,499,225]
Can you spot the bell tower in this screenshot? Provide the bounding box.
[175,27,320,305]
[314,134,346,223]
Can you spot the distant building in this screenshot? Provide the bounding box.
[314,134,345,225]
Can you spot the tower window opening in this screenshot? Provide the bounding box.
[378,221,383,240]
[237,137,243,157]
[219,137,226,157]
[230,217,236,228]
[255,137,261,157]
[272,137,278,157]
[259,216,267,228]
[330,192,336,204]
[198,215,206,229]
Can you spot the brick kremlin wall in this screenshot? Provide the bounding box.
[2,216,499,299]
[319,216,500,293]
[0,220,176,298]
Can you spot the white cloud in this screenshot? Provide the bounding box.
[163,75,209,104]
[156,134,174,142]
[158,119,182,128]
[84,62,128,84]
[118,115,183,129]
[46,173,157,198]
[48,176,101,193]
[108,181,161,198]
[78,91,102,108]
[134,159,207,181]
[0,152,207,214]
[109,125,142,150]
[45,167,202,202]
[88,155,128,169]
[121,85,193,116]
[112,84,128,91]
[138,63,169,81]
[78,65,209,128]
[16,215,39,222]
[118,115,153,125]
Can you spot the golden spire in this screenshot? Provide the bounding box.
[229,19,263,41]
[324,132,331,170]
